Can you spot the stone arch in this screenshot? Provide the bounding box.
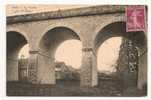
[39,26,81,58]
[93,14,125,42]
[36,24,83,47]
[36,26,82,84]
[94,22,146,53]
[7,31,29,81]
[6,27,29,43]
[94,21,147,90]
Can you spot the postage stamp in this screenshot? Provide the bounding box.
[126,7,145,32]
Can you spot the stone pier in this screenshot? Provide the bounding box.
[28,50,56,84]
[80,47,98,87]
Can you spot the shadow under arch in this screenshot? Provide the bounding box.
[39,26,81,58]
[94,22,146,53]
[37,26,82,84]
[94,21,147,90]
[7,31,29,81]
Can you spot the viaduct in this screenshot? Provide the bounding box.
[7,5,147,90]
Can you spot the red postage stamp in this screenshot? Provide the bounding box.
[126,7,145,32]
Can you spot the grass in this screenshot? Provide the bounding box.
[7,79,146,96]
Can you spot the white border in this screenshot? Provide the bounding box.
[0,0,151,100]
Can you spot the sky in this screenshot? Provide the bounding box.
[8,5,122,72]
[55,40,82,69]
[97,37,122,72]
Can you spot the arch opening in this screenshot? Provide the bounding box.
[97,37,122,74]
[38,27,81,84]
[7,31,28,81]
[55,39,82,69]
[94,22,147,90]
[39,27,81,58]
